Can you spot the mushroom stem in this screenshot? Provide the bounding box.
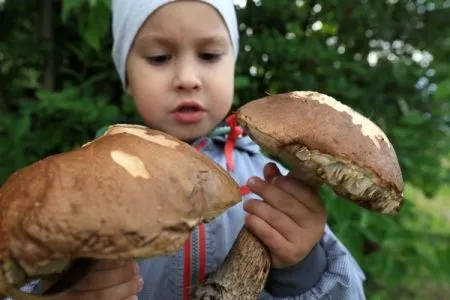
[191,227,270,300]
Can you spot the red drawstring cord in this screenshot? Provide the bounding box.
[224,114,244,172]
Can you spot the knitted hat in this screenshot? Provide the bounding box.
[111,0,240,88]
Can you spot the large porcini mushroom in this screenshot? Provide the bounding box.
[192,91,404,299]
[0,124,241,299]
[238,91,404,212]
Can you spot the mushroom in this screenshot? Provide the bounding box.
[0,124,241,299]
[191,91,404,299]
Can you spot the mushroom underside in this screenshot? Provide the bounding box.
[0,212,209,294]
[242,122,403,215]
[0,257,96,300]
[0,219,205,299]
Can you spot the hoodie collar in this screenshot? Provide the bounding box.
[191,114,261,172]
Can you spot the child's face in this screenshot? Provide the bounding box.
[125,1,236,141]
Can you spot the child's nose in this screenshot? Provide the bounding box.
[173,62,201,91]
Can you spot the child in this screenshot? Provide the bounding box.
[23,1,366,299]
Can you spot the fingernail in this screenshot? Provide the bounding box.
[130,296,138,300]
[247,177,261,186]
[138,276,144,290]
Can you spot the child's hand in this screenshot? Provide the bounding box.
[44,260,143,300]
[243,163,326,269]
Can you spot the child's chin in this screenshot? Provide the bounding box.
[173,128,208,143]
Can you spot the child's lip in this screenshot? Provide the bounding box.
[172,100,205,112]
[173,110,206,124]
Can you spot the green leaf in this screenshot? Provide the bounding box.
[401,110,426,125]
[61,0,84,22]
[434,79,450,99]
[235,75,250,88]
[10,114,31,143]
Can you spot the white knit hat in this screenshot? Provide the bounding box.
[111,0,240,88]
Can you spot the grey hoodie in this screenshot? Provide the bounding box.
[133,124,367,299]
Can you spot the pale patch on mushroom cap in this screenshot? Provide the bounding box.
[105,124,180,149]
[110,150,150,179]
[292,91,391,149]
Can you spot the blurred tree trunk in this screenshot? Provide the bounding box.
[0,71,4,112]
[41,0,55,91]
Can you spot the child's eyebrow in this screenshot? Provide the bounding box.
[196,36,229,47]
[134,34,229,48]
[135,34,175,47]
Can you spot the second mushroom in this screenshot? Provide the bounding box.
[191,91,404,299]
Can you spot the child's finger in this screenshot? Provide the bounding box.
[271,176,324,214]
[62,274,143,300]
[247,176,313,222]
[243,199,299,243]
[74,261,139,291]
[260,161,324,214]
[263,162,282,183]
[244,213,301,268]
[94,260,130,271]
[244,212,289,254]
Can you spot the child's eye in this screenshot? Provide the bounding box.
[146,55,171,65]
[199,53,221,62]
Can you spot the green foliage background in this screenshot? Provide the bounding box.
[1,0,449,298]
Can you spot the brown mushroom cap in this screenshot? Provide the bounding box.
[236,91,404,214]
[0,124,240,288]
